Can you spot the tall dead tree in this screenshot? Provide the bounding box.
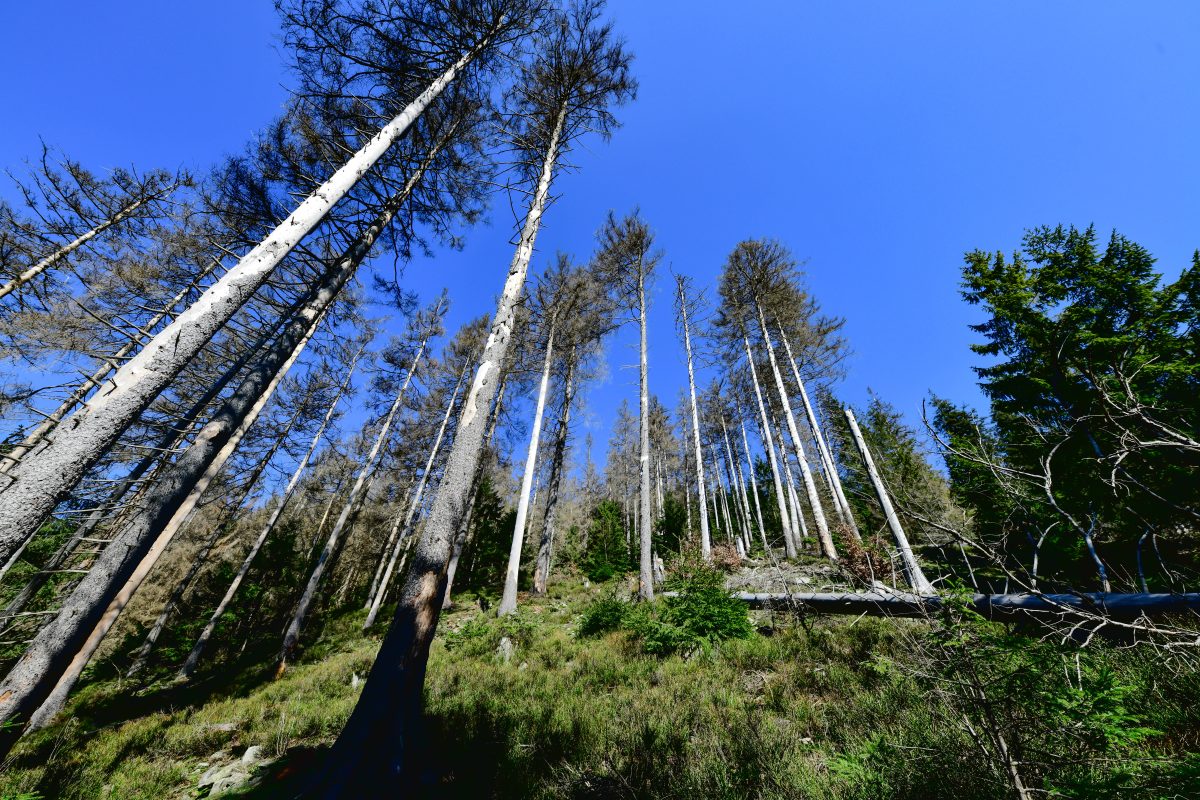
[0,4,528,565]
[317,5,634,792]
[675,274,712,559]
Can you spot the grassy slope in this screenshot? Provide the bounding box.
[0,575,1196,800]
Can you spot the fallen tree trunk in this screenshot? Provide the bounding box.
[723,591,1200,620]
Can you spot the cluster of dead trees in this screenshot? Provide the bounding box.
[1,0,1196,796]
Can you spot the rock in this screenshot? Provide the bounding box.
[351,672,361,690]
[206,722,237,733]
[496,636,514,663]
[242,745,265,764]
[210,763,251,795]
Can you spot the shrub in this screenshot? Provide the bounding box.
[709,543,741,572]
[578,595,629,637]
[664,559,752,645]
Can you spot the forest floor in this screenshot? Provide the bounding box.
[1,559,1197,800]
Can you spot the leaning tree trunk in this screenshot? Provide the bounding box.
[365,361,469,628]
[0,256,213,478]
[3,286,329,744]
[0,183,180,303]
[128,397,302,678]
[533,351,576,594]
[499,324,555,615]
[277,332,428,674]
[636,269,654,600]
[177,347,360,680]
[844,408,934,593]
[0,33,493,565]
[777,325,860,540]
[742,335,796,558]
[739,417,769,554]
[754,303,836,561]
[0,300,292,587]
[315,101,568,797]
[0,164,428,748]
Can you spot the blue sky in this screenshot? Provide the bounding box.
[3,1,1199,469]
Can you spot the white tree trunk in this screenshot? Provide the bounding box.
[176,346,360,680]
[739,418,769,554]
[777,326,860,540]
[0,40,486,563]
[742,335,796,558]
[637,271,654,600]
[0,186,177,303]
[754,303,836,561]
[843,408,934,593]
[498,326,554,616]
[18,293,329,735]
[533,353,576,594]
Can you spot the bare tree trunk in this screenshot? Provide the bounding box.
[777,326,860,540]
[739,418,768,554]
[365,361,468,628]
[843,408,934,593]
[0,37,489,564]
[316,102,569,794]
[772,416,809,548]
[0,257,214,479]
[498,325,555,616]
[277,331,429,673]
[754,303,836,561]
[637,270,654,600]
[0,184,179,303]
[443,375,506,610]
[721,416,754,554]
[11,285,332,740]
[743,335,796,558]
[176,348,360,680]
[533,352,576,594]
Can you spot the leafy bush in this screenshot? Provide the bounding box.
[577,595,629,637]
[663,560,753,644]
[442,613,538,658]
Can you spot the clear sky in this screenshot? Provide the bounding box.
[3,1,1199,469]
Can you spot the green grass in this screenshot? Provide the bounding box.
[0,576,1196,799]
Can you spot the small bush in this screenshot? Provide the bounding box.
[709,543,741,572]
[664,560,753,645]
[578,595,629,637]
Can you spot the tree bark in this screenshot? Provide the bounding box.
[498,325,555,615]
[1,278,333,745]
[365,361,468,628]
[637,269,654,600]
[277,331,428,673]
[739,418,769,554]
[0,36,490,563]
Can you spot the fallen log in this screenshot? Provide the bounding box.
[728,592,1200,620]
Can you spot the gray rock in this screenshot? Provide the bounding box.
[496,636,514,663]
[210,763,251,795]
[241,745,265,764]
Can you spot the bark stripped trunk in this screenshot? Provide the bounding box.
[0,36,490,564]
[777,325,860,540]
[442,375,506,610]
[636,268,654,600]
[743,335,796,558]
[177,348,360,680]
[499,323,554,615]
[844,408,934,593]
[754,303,836,560]
[277,332,427,673]
[316,101,568,796]
[0,270,340,744]
[739,418,769,554]
[533,351,575,594]
[0,184,180,303]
